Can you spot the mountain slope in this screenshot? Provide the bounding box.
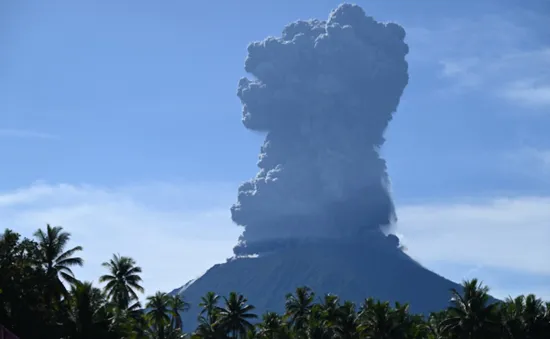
[176,238,461,331]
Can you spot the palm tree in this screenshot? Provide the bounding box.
[501,295,527,338]
[441,279,501,339]
[146,291,171,339]
[169,294,190,330]
[426,311,448,339]
[334,301,360,339]
[216,292,257,339]
[521,294,548,338]
[284,286,315,333]
[128,312,151,339]
[257,312,288,339]
[33,224,83,298]
[99,254,144,310]
[306,304,332,339]
[193,315,226,339]
[64,281,109,339]
[319,294,342,327]
[200,291,220,325]
[194,292,225,339]
[357,298,397,338]
[164,325,186,339]
[501,294,548,339]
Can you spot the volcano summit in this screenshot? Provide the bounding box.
[175,4,460,329]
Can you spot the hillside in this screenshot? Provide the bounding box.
[175,237,462,331]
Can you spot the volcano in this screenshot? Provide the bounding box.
[172,4,462,330]
[173,237,461,331]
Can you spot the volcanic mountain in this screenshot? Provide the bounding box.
[172,4,463,330]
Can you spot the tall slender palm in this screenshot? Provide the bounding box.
[284,286,315,333]
[146,291,171,339]
[216,292,257,339]
[441,279,501,339]
[169,294,190,330]
[99,254,144,310]
[200,291,220,325]
[33,224,83,298]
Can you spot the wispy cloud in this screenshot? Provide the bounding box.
[0,129,59,139]
[1,182,548,299]
[504,147,550,183]
[441,48,550,109]
[408,12,550,109]
[0,182,241,296]
[499,78,550,108]
[399,196,550,276]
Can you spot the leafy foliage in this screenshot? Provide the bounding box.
[0,226,548,339]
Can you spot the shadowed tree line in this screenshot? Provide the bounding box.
[1,225,548,339]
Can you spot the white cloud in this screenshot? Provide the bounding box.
[500,79,550,108]
[398,196,550,299]
[492,286,550,302]
[0,182,241,297]
[398,197,550,275]
[407,13,550,109]
[2,182,548,300]
[441,49,550,109]
[505,147,550,181]
[0,129,58,139]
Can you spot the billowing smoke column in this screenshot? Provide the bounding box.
[231,4,409,254]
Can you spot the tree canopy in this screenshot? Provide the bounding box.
[1,226,548,339]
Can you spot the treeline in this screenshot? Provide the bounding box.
[1,225,549,339]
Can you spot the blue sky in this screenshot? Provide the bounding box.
[1,0,549,300]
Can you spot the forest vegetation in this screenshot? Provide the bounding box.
[1,225,548,338]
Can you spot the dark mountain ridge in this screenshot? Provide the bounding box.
[175,235,463,331]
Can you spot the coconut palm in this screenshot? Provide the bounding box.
[501,295,527,338]
[200,292,220,325]
[33,224,83,298]
[146,291,171,339]
[284,286,315,333]
[216,292,257,339]
[64,281,108,339]
[441,279,501,339]
[334,301,360,339]
[306,304,332,339]
[357,298,398,338]
[319,294,342,326]
[193,315,226,339]
[521,294,548,338]
[169,294,190,330]
[426,311,449,339]
[257,312,288,339]
[501,294,548,339]
[164,325,186,339]
[99,254,144,310]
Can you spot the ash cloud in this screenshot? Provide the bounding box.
[231,4,409,254]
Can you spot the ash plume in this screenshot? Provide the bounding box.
[231,4,409,254]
